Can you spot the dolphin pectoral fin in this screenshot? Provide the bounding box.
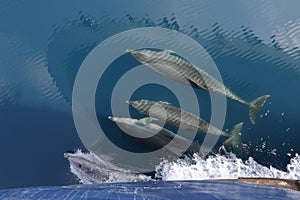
[223,122,243,148]
[139,117,153,125]
[186,79,199,88]
[186,78,209,91]
[249,95,271,124]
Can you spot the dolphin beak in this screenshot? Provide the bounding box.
[108,116,115,121]
[126,49,133,53]
[64,152,72,158]
[64,150,76,157]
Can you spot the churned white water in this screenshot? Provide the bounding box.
[155,153,300,180]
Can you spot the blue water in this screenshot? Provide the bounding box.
[0,181,299,200]
[0,0,300,190]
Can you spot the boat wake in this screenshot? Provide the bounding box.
[66,150,300,184]
[156,153,300,181]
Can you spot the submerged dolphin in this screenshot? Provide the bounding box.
[126,49,271,124]
[109,116,241,151]
[127,99,243,146]
[108,116,200,155]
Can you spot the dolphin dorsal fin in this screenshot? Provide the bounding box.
[161,50,175,55]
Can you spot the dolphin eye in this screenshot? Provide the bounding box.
[78,164,82,168]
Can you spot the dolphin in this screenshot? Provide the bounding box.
[127,99,243,146]
[108,116,200,155]
[64,150,150,183]
[109,116,241,151]
[126,49,271,124]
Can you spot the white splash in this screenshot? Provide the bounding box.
[155,153,300,181]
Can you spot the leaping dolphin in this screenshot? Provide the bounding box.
[64,150,150,183]
[126,49,271,124]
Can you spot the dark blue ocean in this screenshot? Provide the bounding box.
[0,0,300,190]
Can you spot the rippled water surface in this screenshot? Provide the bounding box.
[0,1,300,189]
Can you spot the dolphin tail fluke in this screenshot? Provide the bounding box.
[249,95,271,124]
[223,122,243,148]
